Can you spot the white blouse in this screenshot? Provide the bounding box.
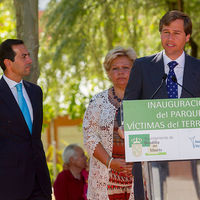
[83,89,134,200]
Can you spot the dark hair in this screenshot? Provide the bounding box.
[159,10,192,36]
[0,39,24,71]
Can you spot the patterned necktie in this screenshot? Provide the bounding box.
[167,61,178,98]
[15,83,32,134]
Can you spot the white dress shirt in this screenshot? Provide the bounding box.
[3,75,33,122]
[163,50,185,98]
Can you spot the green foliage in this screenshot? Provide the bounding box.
[184,0,200,53]
[0,0,16,43]
[47,162,63,184]
[39,0,200,120]
[0,0,16,76]
[46,145,63,183]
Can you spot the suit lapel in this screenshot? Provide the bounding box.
[150,52,168,99]
[0,78,31,136]
[181,54,195,98]
[0,78,24,120]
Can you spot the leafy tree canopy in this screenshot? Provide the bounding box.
[0,0,16,77]
[0,0,16,43]
[39,0,200,120]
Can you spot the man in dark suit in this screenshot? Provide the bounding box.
[0,39,52,200]
[123,10,200,199]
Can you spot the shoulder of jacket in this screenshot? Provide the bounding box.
[23,80,42,92]
[23,80,40,87]
[135,52,161,63]
[90,89,108,103]
[185,53,200,63]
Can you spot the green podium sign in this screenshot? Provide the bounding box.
[123,98,200,162]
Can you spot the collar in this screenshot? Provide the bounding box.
[163,50,185,68]
[2,74,23,89]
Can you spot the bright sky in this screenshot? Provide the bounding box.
[39,0,50,10]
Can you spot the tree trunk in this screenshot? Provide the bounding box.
[177,0,184,11]
[190,37,198,58]
[14,0,39,84]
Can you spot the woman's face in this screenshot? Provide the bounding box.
[108,56,133,90]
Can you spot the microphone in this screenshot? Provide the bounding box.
[172,76,194,97]
[150,73,168,99]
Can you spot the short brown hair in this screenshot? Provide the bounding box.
[159,10,192,36]
[103,46,137,72]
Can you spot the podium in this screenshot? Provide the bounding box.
[146,160,200,200]
[123,98,200,200]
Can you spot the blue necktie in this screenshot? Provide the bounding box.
[15,83,32,134]
[167,61,178,98]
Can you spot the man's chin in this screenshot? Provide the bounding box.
[25,68,31,74]
[24,71,31,77]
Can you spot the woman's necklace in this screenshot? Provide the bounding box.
[112,87,122,102]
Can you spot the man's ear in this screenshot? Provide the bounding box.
[4,59,12,68]
[186,34,190,43]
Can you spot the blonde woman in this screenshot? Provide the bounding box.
[83,46,136,200]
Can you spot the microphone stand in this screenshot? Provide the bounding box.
[172,76,195,97]
[150,74,167,99]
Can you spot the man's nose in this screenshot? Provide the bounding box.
[27,56,32,64]
[168,33,175,40]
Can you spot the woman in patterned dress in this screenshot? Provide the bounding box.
[83,46,137,200]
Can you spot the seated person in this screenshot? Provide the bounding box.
[53,144,87,200]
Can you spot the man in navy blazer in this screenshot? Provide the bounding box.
[123,11,200,199]
[0,39,52,200]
